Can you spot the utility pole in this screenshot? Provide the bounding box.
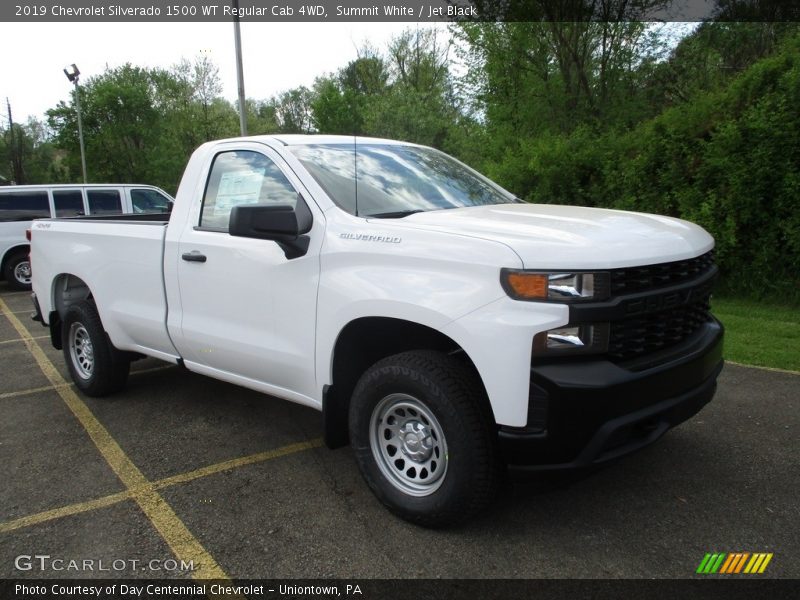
[232,0,248,136]
[6,98,24,184]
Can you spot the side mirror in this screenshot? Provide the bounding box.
[229,195,313,259]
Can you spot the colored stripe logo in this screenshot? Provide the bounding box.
[696,552,773,574]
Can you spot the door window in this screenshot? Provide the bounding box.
[200,151,298,231]
[86,190,122,215]
[52,190,85,217]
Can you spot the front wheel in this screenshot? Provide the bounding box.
[62,300,130,396]
[3,252,32,291]
[349,350,499,527]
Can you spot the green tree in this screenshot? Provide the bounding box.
[169,55,237,143]
[454,19,671,195]
[310,28,468,154]
[46,59,240,193]
[273,87,314,133]
[648,22,797,105]
[310,48,390,135]
[310,76,354,134]
[510,29,800,300]
[1,118,66,184]
[368,28,459,147]
[47,64,161,183]
[246,98,280,135]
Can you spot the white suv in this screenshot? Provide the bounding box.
[0,184,173,290]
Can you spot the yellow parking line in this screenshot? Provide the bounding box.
[0,366,174,401]
[0,298,228,580]
[153,439,324,490]
[0,383,72,400]
[0,335,49,345]
[0,438,323,533]
[0,491,133,534]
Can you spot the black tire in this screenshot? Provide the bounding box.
[3,251,32,291]
[349,350,500,528]
[61,300,130,397]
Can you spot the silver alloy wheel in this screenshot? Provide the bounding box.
[369,393,448,497]
[13,260,31,285]
[68,322,94,380]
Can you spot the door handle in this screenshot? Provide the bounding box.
[181,251,207,263]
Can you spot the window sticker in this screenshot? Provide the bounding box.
[215,170,264,216]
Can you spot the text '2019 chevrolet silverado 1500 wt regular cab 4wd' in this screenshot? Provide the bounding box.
[30,135,723,527]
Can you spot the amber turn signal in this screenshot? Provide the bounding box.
[502,271,548,300]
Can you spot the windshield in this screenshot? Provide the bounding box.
[288,143,516,217]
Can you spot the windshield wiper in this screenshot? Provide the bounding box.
[366,210,425,219]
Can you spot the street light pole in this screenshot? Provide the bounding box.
[73,80,88,183]
[64,64,88,183]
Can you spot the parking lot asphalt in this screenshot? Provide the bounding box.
[0,281,798,581]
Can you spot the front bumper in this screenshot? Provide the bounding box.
[498,319,724,470]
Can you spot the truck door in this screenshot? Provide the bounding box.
[169,145,322,401]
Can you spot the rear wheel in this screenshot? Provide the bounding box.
[3,252,31,291]
[349,350,499,527]
[62,300,130,396]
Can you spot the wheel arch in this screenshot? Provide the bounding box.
[1,244,31,283]
[322,316,494,449]
[1,244,30,271]
[47,273,93,350]
[60,297,131,396]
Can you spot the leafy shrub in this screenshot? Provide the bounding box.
[502,34,800,302]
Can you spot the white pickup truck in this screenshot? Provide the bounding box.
[30,135,724,526]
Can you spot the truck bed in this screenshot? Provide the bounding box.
[31,217,177,360]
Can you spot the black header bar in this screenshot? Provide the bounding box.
[3,1,800,23]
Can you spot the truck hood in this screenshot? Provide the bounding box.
[391,203,714,269]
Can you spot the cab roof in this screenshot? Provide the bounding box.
[217,134,415,147]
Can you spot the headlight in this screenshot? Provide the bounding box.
[533,323,609,356]
[500,269,609,302]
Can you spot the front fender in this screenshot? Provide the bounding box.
[441,297,568,427]
[315,297,485,389]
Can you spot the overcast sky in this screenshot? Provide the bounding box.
[0,21,440,124]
